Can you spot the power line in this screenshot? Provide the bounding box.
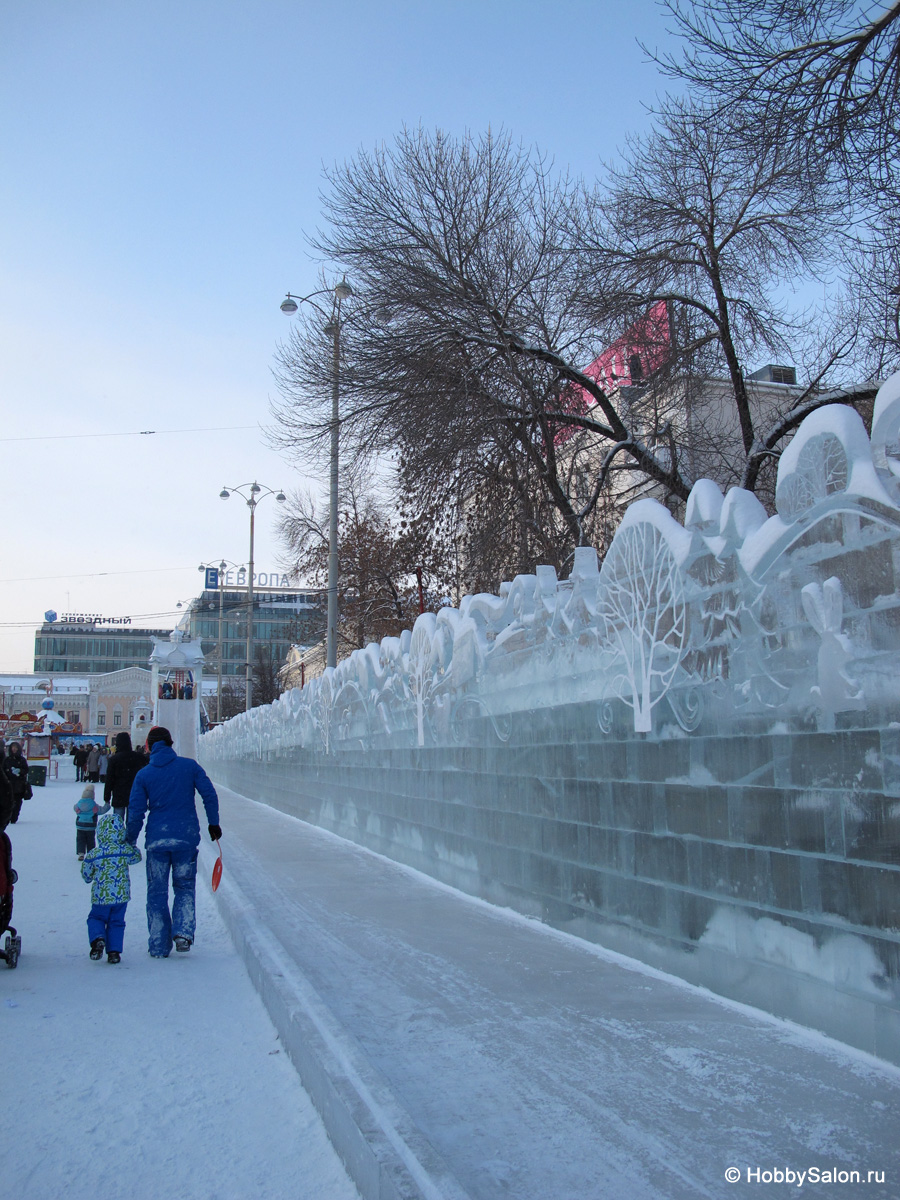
[0,566,196,584]
[0,424,260,444]
[0,593,308,630]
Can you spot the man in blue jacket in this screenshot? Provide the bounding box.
[127,726,222,958]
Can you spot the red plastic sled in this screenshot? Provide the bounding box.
[211,841,223,892]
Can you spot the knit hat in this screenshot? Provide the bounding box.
[147,726,173,748]
[81,784,95,799]
[115,731,132,752]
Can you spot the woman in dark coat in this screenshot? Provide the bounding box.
[3,742,30,823]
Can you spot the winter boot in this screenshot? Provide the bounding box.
[107,951,121,964]
[174,936,191,953]
[90,938,105,960]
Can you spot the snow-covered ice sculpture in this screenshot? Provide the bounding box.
[201,370,900,756]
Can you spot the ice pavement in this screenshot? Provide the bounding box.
[3,772,360,1200]
[207,783,900,1200]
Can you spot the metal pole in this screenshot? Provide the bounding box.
[246,496,256,711]
[326,320,340,669]
[217,560,225,722]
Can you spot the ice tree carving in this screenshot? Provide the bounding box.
[597,502,690,732]
[409,614,439,746]
[800,576,863,729]
[309,669,336,754]
[775,432,848,521]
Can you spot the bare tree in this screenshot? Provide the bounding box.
[653,0,900,202]
[651,2,899,404]
[844,213,900,377]
[252,643,283,707]
[217,678,247,722]
[278,472,455,656]
[271,128,696,571]
[273,119,868,585]
[575,100,858,506]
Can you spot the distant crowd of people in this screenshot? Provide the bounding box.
[71,743,109,783]
[158,679,193,699]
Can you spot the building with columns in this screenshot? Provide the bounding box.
[0,669,158,742]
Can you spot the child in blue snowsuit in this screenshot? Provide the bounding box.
[81,813,142,963]
[73,784,110,860]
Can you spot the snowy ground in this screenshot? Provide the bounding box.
[2,765,360,1200]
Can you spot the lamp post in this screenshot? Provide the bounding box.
[218,484,286,711]
[280,278,352,668]
[197,559,241,723]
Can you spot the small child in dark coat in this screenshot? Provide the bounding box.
[81,813,142,963]
[73,784,110,860]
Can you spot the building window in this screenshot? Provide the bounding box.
[113,707,123,727]
[97,708,106,727]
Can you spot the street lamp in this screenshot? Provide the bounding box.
[280,278,352,668]
[197,558,241,723]
[218,483,286,711]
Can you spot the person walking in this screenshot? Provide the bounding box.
[98,747,109,782]
[126,726,221,959]
[3,742,31,824]
[103,732,146,824]
[73,783,110,860]
[0,761,13,832]
[85,744,102,783]
[81,813,142,963]
[73,745,88,782]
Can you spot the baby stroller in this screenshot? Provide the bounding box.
[0,830,20,968]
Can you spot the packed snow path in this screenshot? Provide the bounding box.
[3,768,360,1200]
[209,782,900,1200]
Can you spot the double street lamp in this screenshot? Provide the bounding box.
[218,483,286,711]
[280,278,352,669]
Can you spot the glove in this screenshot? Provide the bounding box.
[209,824,222,841]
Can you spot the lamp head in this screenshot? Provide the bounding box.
[334,278,353,301]
[276,491,286,503]
[219,489,230,500]
[280,295,299,315]
[250,482,261,495]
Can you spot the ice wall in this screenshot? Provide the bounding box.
[201,373,900,1063]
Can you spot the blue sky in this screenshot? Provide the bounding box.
[0,0,675,670]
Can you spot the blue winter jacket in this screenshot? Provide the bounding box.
[126,743,220,851]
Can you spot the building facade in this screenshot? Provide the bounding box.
[181,586,324,680]
[0,669,155,741]
[34,618,172,675]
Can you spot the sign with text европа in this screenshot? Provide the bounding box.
[204,567,292,590]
